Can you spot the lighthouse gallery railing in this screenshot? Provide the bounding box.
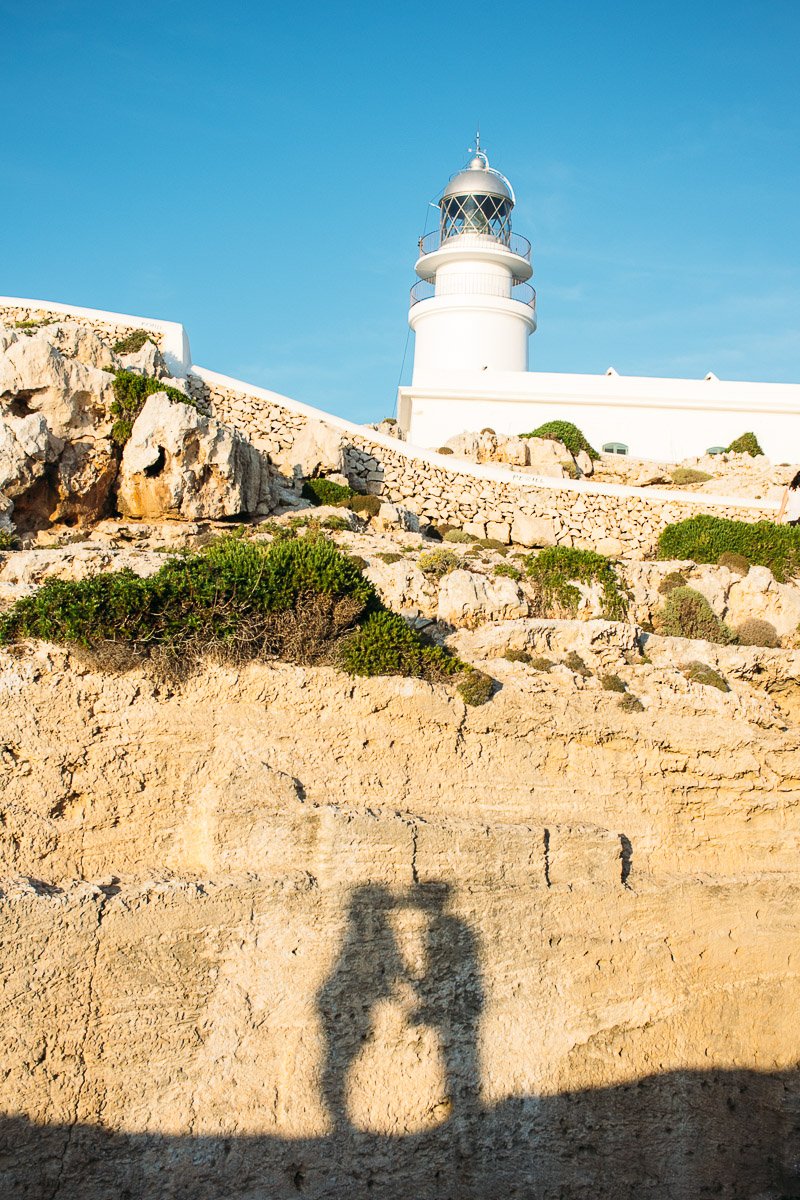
[410,278,536,309]
[417,229,532,262]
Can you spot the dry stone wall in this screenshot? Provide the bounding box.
[194,373,776,557]
[0,305,165,353]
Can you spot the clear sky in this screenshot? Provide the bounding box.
[3,0,799,423]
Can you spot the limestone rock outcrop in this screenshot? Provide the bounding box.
[116,393,275,520]
[0,646,799,1198]
[437,567,529,628]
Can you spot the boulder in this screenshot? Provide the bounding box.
[372,502,420,533]
[117,339,169,378]
[0,324,114,441]
[276,419,344,479]
[725,565,800,638]
[437,569,529,629]
[494,435,529,467]
[486,520,510,544]
[117,393,275,521]
[510,512,556,547]
[0,414,61,498]
[576,450,593,477]
[364,559,432,616]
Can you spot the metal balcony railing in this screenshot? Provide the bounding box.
[410,278,536,309]
[417,229,532,263]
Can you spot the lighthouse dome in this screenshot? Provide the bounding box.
[442,153,514,204]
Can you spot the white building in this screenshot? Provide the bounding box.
[397,149,800,462]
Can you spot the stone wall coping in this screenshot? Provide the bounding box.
[190,365,780,515]
[0,296,192,378]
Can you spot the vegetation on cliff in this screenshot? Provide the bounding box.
[525,546,630,620]
[0,534,468,685]
[658,514,800,582]
[518,420,600,461]
[107,369,198,445]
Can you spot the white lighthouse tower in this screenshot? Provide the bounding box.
[408,143,536,381]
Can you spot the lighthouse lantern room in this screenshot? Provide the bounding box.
[409,144,536,382]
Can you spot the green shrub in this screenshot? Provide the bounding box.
[532,656,554,672]
[457,669,494,706]
[658,514,800,582]
[301,477,355,507]
[14,317,55,331]
[518,420,599,461]
[112,329,152,355]
[419,548,460,576]
[377,552,402,564]
[477,538,506,552]
[658,571,688,595]
[654,587,735,644]
[683,661,729,691]
[619,694,644,713]
[443,529,475,544]
[321,514,350,531]
[381,416,397,425]
[735,618,780,648]
[437,446,454,455]
[525,546,630,620]
[349,494,381,518]
[493,563,521,579]
[503,648,531,663]
[338,610,460,680]
[0,529,21,551]
[480,427,495,435]
[564,651,592,677]
[717,551,749,576]
[108,370,198,445]
[346,555,369,570]
[601,673,626,693]
[0,535,468,682]
[670,468,713,485]
[727,432,763,456]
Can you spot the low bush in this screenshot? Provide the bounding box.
[683,661,729,691]
[108,369,198,445]
[619,694,644,713]
[433,523,456,537]
[437,446,454,455]
[112,329,152,355]
[518,420,599,461]
[301,478,355,507]
[601,673,626,693]
[532,656,554,672]
[457,669,494,706]
[0,529,21,551]
[564,651,592,677]
[443,529,475,544]
[654,587,735,644]
[0,534,466,683]
[658,514,800,582]
[321,514,350,531]
[525,546,630,620]
[345,555,368,570]
[377,552,402,564]
[670,468,713,485]
[718,551,749,576]
[349,494,381,518]
[735,617,780,648]
[419,548,460,576]
[503,648,531,663]
[561,460,580,480]
[480,427,496,435]
[658,571,688,595]
[339,610,460,680]
[381,416,397,425]
[493,563,521,579]
[727,432,763,456]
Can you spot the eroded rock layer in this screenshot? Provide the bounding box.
[1,649,800,1198]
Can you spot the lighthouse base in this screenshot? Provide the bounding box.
[397,367,800,464]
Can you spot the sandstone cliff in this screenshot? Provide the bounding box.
[2,642,800,1198]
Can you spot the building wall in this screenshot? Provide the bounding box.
[399,368,800,462]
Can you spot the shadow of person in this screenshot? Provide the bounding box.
[407,881,485,1157]
[316,884,413,1132]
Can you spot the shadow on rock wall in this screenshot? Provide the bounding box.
[2,881,799,1199]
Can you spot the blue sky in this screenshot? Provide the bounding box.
[3,0,799,422]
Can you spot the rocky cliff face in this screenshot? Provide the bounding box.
[2,644,799,1198]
